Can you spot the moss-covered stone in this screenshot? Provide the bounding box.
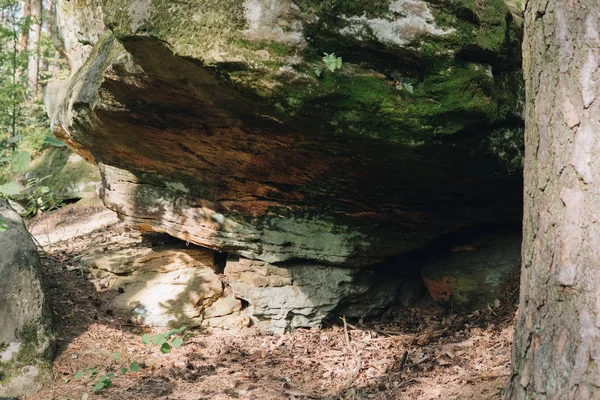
[0,201,54,397]
[24,147,101,200]
[50,0,524,267]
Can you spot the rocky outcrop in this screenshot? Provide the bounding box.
[81,237,406,333]
[225,257,401,332]
[83,244,250,330]
[25,147,101,201]
[0,201,53,397]
[49,0,523,268]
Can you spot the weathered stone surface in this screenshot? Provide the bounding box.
[83,245,248,328]
[49,0,524,268]
[25,147,100,200]
[225,257,401,333]
[421,232,520,311]
[0,201,53,397]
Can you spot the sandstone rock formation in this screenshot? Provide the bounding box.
[225,256,400,332]
[49,0,523,268]
[0,200,53,397]
[46,0,524,329]
[82,243,250,330]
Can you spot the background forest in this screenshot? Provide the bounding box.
[0,0,66,213]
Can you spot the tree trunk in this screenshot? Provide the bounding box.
[507,0,600,398]
[18,0,30,52]
[26,0,41,97]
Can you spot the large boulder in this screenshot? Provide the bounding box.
[82,244,250,330]
[0,201,53,398]
[421,231,521,311]
[48,0,524,268]
[25,147,101,201]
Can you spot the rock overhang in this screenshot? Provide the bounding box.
[49,0,524,268]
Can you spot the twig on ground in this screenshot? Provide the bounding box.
[339,316,362,394]
[284,390,320,399]
[399,351,409,371]
[462,373,510,382]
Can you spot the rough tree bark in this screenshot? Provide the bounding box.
[507,0,600,398]
[26,0,40,96]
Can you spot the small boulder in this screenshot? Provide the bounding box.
[0,200,53,398]
[421,232,520,311]
[83,245,248,329]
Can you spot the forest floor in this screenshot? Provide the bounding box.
[26,199,518,400]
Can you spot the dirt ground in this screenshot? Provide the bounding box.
[26,200,518,400]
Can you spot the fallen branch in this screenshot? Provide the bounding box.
[462,373,510,382]
[284,390,321,399]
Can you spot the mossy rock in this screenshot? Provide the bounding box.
[421,232,520,311]
[25,147,100,200]
[0,201,54,397]
[49,0,524,266]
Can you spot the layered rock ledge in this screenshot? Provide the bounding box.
[49,0,523,268]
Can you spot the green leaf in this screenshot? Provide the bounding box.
[160,343,171,354]
[141,334,152,344]
[0,219,9,232]
[7,135,24,143]
[93,382,105,392]
[43,136,67,147]
[152,334,167,346]
[119,367,128,375]
[129,362,140,373]
[73,370,84,380]
[314,68,322,77]
[81,394,89,400]
[178,326,187,333]
[0,182,21,196]
[171,337,183,349]
[112,352,120,361]
[11,151,30,173]
[88,368,98,376]
[107,372,116,379]
[166,329,180,338]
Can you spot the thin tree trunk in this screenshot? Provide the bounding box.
[18,0,30,52]
[507,0,600,398]
[40,0,53,76]
[26,0,41,97]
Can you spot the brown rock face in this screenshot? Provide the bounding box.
[50,1,523,268]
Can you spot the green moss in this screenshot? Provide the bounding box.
[105,0,247,60]
[429,0,513,54]
[25,147,100,199]
[267,42,295,57]
[275,60,496,142]
[15,323,40,365]
[293,0,392,17]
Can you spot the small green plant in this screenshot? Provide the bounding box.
[72,354,141,394]
[141,326,190,354]
[69,328,190,395]
[24,175,64,216]
[314,52,343,77]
